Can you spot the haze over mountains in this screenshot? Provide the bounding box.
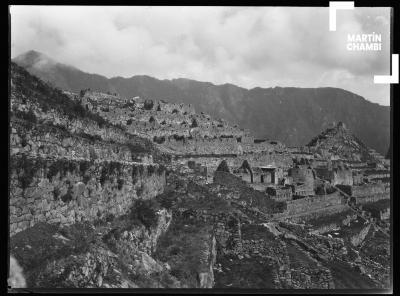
[13,50,390,155]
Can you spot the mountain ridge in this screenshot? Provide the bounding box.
[13,50,389,105]
[12,50,390,155]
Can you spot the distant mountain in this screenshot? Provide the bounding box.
[13,50,390,155]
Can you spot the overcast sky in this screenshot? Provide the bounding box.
[11,6,391,106]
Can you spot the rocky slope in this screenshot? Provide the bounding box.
[9,62,182,288]
[13,50,390,155]
[306,122,383,162]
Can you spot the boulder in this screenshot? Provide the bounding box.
[136,251,163,274]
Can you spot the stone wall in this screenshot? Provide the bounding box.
[267,186,293,201]
[288,166,315,191]
[284,192,344,216]
[10,119,151,163]
[9,155,166,236]
[82,93,247,153]
[11,96,133,146]
[356,193,390,204]
[336,183,389,197]
[164,137,240,155]
[274,205,350,223]
[269,192,348,221]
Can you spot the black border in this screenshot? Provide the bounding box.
[5,0,399,294]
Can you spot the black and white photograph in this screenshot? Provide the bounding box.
[8,3,395,292]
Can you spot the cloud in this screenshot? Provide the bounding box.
[10,6,391,105]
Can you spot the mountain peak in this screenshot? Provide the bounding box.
[337,121,346,130]
[306,121,378,161]
[310,121,353,144]
[13,50,58,70]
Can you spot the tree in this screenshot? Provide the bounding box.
[191,118,198,128]
[240,160,253,183]
[216,160,230,173]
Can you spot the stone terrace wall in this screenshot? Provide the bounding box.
[9,155,166,236]
[10,119,151,163]
[164,137,240,155]
[356,193,390,204]
[285,192,344,216]
[84,93,245,139]
[233,152,293,170]
[269,192,348,221]
[336,183,389,197]
[11,97,132,145]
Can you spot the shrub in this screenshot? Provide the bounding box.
[127,119,133,125]
[47,162,60,180]
[79,132,102,142]
[147,165,156,176]
[41,103,49,113]
[158,164,167,175]
[20,134,28,147]
[117,178,124,190]
[17,109,37,123]
[94,115,107,128]
[105,213,115,223]
[144,99,154,110]
[153,136,166,144]
[79,161,91,175]
[89,147,97,160]
[100,167,108,186]
[71,101,87,118]
[136,183,145,197]
[47,160,75,180]
[61,188,73,203]
[83,175,91,184]
[149,116,155,123]
[190,118,198,128]
[53,188,60,201]
[172,109,179,114]
[216,160,230,173]
[173,134,185,141]
[130,199,160,229]
[127,142,148,155]
[131,166,139,183]
[16,155,37,190]
[156,191,175,209]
